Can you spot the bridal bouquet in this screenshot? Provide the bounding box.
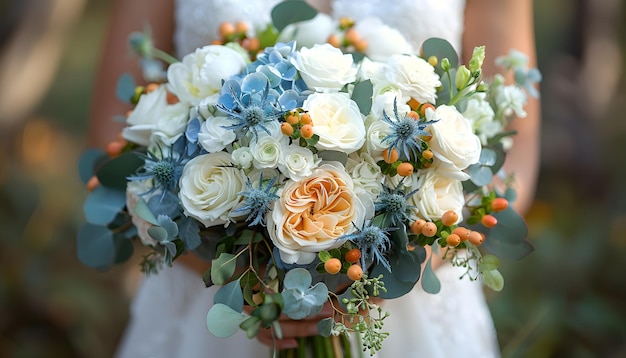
[77,1,539,356]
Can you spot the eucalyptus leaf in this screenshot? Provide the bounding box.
[351,80,373,116]
[422,38,459,71]
[482,207,534,259]
[147,226,168,242]
[83,185,126,225]
[78,149,106,184]
[421,257,441,294]
[283,267,312,290]
[483,269,504,291]
[271,0,317,32]
[211,253,237,285]
[206,304,248,338]
[479,255,500,272]
[133,198,159,225]
[96,152,143,190]
[116,72,136,103]
[178,216,201,250]
[113,233,134,264]
[214,279,244,312]
[77,223,115,270]
[317,317,334,337]
[468,164,493,186]
[318,151,348,166]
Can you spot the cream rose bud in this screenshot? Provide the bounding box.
[291,44,357,91]
[122,86,189,147]
[179,152,246,227]
[383,54,441,104]
[278,13,336,49]
[353,17,414,62]
[303,92,365,154]
[231,146,253,169]
[167,45,247,106]
[197,116,237,153]
[413,169,465,222]
[268,162,374,264]
[278,143,321,181]
[428,105,482,171]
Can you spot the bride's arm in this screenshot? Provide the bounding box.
[88,0,174,148]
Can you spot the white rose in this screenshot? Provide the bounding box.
[167,45,247,106]
[370,88,411,119]
[291,44,357,91]
[381,54,441,104]
[346,152,384,201]
[412,169,465,222]
[268,162,374,264]
[178,152,246,227]
[278,13,336,49]
[428,105,482,172]
[122,86,189,147]
[278,143,321,181]
[364,118,391,161]
[303,92,365,154]
[250,135,284,169]
[231,146,253,169]
[353,17,413,62]
[197,116,237,153]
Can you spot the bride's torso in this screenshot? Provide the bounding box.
[174,0,467,57]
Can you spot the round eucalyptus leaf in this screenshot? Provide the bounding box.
[214,279,244,312]
[77,223,115,270]
[83,186,126,225]
[283,268,312,290]
[78,149,106,184]
[206,304,247,338]
[483,269,504,291]
[421,257,441,294]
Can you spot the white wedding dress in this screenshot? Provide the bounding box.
[116,0,500,357]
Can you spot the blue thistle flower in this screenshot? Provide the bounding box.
[217,73,285,142]
[341,221,393,272]
[232,174,279,226]
[381,99,436,161]
[374,181,417,226]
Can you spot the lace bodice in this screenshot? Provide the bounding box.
[174,0,467,57]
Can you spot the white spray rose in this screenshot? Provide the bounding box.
[122,86,188,147]
[303,92,365,154]
[346,152,384,201]
[231,146,253,170]
[353,17,413,62]
[197,116,236,153]
[381,54,441,104]
[278,143,321,181]
[364,118,391,161]
[291,44,358,91]
[428,105,482,172]
[412,169,465,222]
[250,135,284,169]
[178,152,246,227]
[167,45,247,106]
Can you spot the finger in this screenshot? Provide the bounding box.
[256,329,299,350]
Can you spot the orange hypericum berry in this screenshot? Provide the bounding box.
[218,22,236,37]
[382,148,399,164]
[408,98,421,111]
[452,227,470,241]
[324,258,342,275]
[410,219,426,234]
[422,149,434,160]
[347,264,363,281]
[166,91,179,104]
[345,248,361,264]
[106,141,125,157]
[299,113,312,125]
[86,175,100,191]
[243,37,260,52]
[286,114,299,125]
[420,103,435,117]
[396,162,414,177]
[281,122,294,136]
[344,28,360,44]
[427,56,438,67]
[145,83,159,93]
[481,214,498,228]
[211,39,223,45]
[327,34,340,48]
[407,111,420,120]
[468,230,484,245]
[441,210,459,226]
[421,222,438,237]
[353,38,368,52]
[491,198,509,212]
[235,21,248,33]
[300,124,314,139]
[446,233,461,247]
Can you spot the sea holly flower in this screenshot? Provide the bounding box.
[374,181,417,226]
[341,221,392,272]
[232,174,279,227]
[381,99,436,161]
[217,72,285,142]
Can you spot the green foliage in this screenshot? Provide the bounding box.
[116,73,136,103]
[214,279,244,312]
[211,253,237,285]
[483,207,534,259]
[83,185,126,225]
[483,269,504,291]
[206,303,248,338]
[352,80,373,116]
[76,223,115,270]
[96,152,143,190]
[317,150,348,166]
[270,0,317,32]
[281,268,328,320]
[77,148,106,184]
[420,257,441,294]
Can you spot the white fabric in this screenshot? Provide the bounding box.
[118,0,502,357]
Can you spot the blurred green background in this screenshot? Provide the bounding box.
[1,0,625,357]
